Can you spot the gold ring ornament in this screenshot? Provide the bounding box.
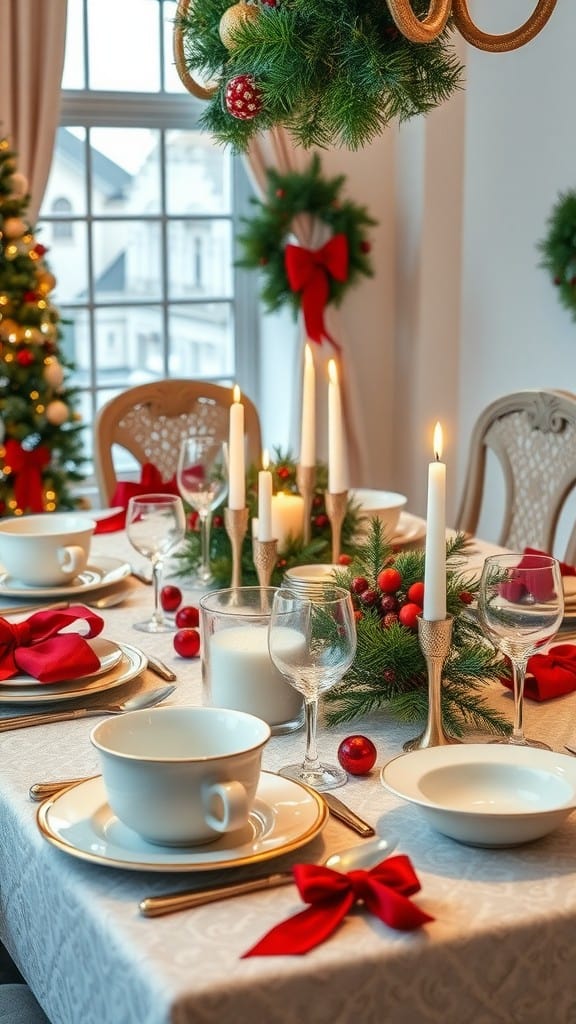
[173,0,218,100]
[451,0,557,53]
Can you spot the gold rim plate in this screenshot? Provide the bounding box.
[0,556,131,598]
[0,642,146,704]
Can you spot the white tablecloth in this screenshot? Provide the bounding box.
[1,532,576,1024]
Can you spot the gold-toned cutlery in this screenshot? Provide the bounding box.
[138,835,393,917]
[0,683,176,732]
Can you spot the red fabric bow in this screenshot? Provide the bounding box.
[3,439,50,513]
[499,549,567,604]
[502,643,576,702]
[524,547,576,577]
[0,604,104,683]
[241,855,433,957]
[94,462,180,533]
[284,234,348,348]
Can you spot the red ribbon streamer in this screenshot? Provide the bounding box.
[0,604,104,683]
[284,234,349,347]
[95,462,180,533]
[3,439,50,513]
[242,855,433,957]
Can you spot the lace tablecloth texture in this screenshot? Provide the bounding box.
[1,533,576,1023]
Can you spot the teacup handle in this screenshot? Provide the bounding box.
[202,780,249,834]
[58,545,86,575]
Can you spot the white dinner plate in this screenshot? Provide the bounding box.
[0,555,131,599]
[0,642,146,704]
[389,511,426,547]
[0,637,123,689]
[37,771,328,872]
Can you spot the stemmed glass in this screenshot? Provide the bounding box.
[177,435,229,584]
[126,493,186,633]
[268,585,357,791]
[478,553,564,748]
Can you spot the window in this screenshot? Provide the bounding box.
[38,0,258,483]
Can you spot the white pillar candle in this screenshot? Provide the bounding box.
[271,492,305,553]
[300,343,316,468]
[423,421,447,621]
[208,625,304,727]
[228,384,245,509]
[328,358,346,493]
[257,449,273,541]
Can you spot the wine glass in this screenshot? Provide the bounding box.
[478,552,564,748]
[177,435,229,584]
[268,585,357,791]
[126,493,186,633]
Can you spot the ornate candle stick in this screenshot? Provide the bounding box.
[325,490,348,563]
[224,507,249,589]
[252,537,278,590]
[403,614,460,751]
[296,464,316,546]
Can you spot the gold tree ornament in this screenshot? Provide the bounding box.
[219,1,259,50]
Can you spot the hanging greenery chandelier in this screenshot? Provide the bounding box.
[174,0,558,150]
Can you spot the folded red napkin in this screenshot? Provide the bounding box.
[94,463,180,533]
[0,605,104,683]
[241,855,433,957]
[501,644,576,702]
[524,547,576,577]
[499,548,570,604]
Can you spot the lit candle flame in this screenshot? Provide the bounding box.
[433,421,443,461]
[233,384,241,404]
[262,448,269,471]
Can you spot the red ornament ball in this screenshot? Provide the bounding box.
[160,585,182,612]
[173,628,201,658]
[313,514,329,528]
[407,580,425,605]
[224,74,263,120]
[398,602,422,630]
[175,605,200,629]
[16,349,34,367]
[337,735,377,775]
[377,566,402,593]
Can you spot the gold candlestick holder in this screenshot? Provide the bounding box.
[252,537,278,589]
[325,490,348,563]
[224,507,249,589]
[296,464,316,546]
[403,614,460,752]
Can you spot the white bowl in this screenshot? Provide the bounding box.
[351,489,407,537]
[381,744,576,847]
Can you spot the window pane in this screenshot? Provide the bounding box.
[36,221,89,304]
[62,0,85,89]
[89,128,154,206]
[92,221,163,301]
[167,220,232,299]
[93,306,165,381]
[87,0,161,92]
[166,132,231,215]
[168,304,234,378]
[40,128,87,218]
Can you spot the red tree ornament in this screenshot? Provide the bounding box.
[16,349,34,366]
[337,735,377,775]
[224,75,263,120]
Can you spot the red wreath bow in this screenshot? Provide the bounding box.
[3,439,50,513]
[284,234,349,347]
[0,604,104,683]
[241,855,433,957]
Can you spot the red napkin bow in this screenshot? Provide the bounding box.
[94,462,180,533]
[501,643,576,702]
[241,855,433,957]
[0,605,104,683]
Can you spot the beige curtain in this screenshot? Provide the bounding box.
[0,0,68,222]
[245,129,368,485]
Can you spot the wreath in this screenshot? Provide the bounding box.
[237,156,376,346]
[538,189,576,322]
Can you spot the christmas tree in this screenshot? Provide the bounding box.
[0,136,85,515]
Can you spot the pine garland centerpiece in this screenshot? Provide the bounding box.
[174,449,362,587]
[538,189,576,323]
[174,0,464,151]
[237,156,376,346]
[325,520,511,739]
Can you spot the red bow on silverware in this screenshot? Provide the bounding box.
[0,605,104,683]
[241,855,433,957]
[284,234,348,347]
[502,643,576,702]
[3,439,50,514]
[95,462,180,533]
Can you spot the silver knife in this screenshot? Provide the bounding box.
[139,872,294,917]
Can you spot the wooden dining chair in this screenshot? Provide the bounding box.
[455,389,576,562]
[94,379,262,507]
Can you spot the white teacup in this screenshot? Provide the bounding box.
[90,706,271,846]
[0,513,95,587]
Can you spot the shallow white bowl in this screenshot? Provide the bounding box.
[381,744,576,847]
[351,489,407,537]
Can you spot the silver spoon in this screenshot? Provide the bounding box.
[138,834,395,917]
[0,684,176,733]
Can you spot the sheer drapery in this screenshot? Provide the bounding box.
[245,129,368,484]
[0,0,68,221]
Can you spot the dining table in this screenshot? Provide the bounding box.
[1,525,576,1024]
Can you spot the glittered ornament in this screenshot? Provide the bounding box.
[45,399,69,426]
[337,735,377,775]
[219,1,259,50]
[224,74,263,120]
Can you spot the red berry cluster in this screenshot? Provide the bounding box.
[350,567,425,631]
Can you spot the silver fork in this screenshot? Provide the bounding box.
[0,684,175,732]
